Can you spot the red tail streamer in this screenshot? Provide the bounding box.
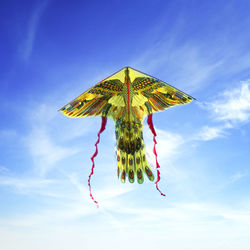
[147,114,166,197]
[88,116,107,208]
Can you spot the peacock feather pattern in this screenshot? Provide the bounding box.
[60,67,194,205]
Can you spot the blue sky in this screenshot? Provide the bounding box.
[1,0,250,249]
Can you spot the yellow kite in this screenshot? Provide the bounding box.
[60,67,194,207]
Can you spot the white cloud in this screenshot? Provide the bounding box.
[29,103,58,124]
[0,176,54,190]
[229,172,248,183]
[22,101,96,176]
[0,165,9,173]
[28,102,96,141]
[195,80,250,142]
[0,174,77,199]
[209,80,250,124]
[144,127,184,164]
[1,200,250,250]
[20,0,49,61]
[197,125,226,141]
[64,171,136,208]
[26,127,79,176]
[98,185,135,202]
[142,125,190,185]
[65,172,89,197]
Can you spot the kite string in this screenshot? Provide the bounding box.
[88,116,107,208]
[147,114,166,197]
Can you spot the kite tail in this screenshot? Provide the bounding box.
[147,114,166,197]
[88,116,107,208]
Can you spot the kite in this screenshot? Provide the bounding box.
[60,66,194,207]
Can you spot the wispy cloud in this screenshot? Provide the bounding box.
[20,0,49,61]
[229,172,248,183]
[26,127,79,176]
[133,41,223,93]
[208,80,250,124]
[1,199,250,238]
[142,125,192,184]
[0,165,9,173]
[0,175,54,190]
[196,125,226,141]
[196,80,250,141]
[64,171,135,205]
[22,101,97,176]
[144,127,184,163]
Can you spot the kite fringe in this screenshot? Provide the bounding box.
[147,114,166,197]
[88,116,107,208]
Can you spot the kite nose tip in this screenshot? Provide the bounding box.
[124,67,129,74]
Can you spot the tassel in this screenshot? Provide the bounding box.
[147,114,166,197]
[88,116,107,208]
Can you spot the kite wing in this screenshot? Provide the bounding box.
[60,67,194,120]
[60,78,124,120]
[131,75,194,119]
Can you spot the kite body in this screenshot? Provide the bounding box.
[60,67,194,205]
[115,119,153,183]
